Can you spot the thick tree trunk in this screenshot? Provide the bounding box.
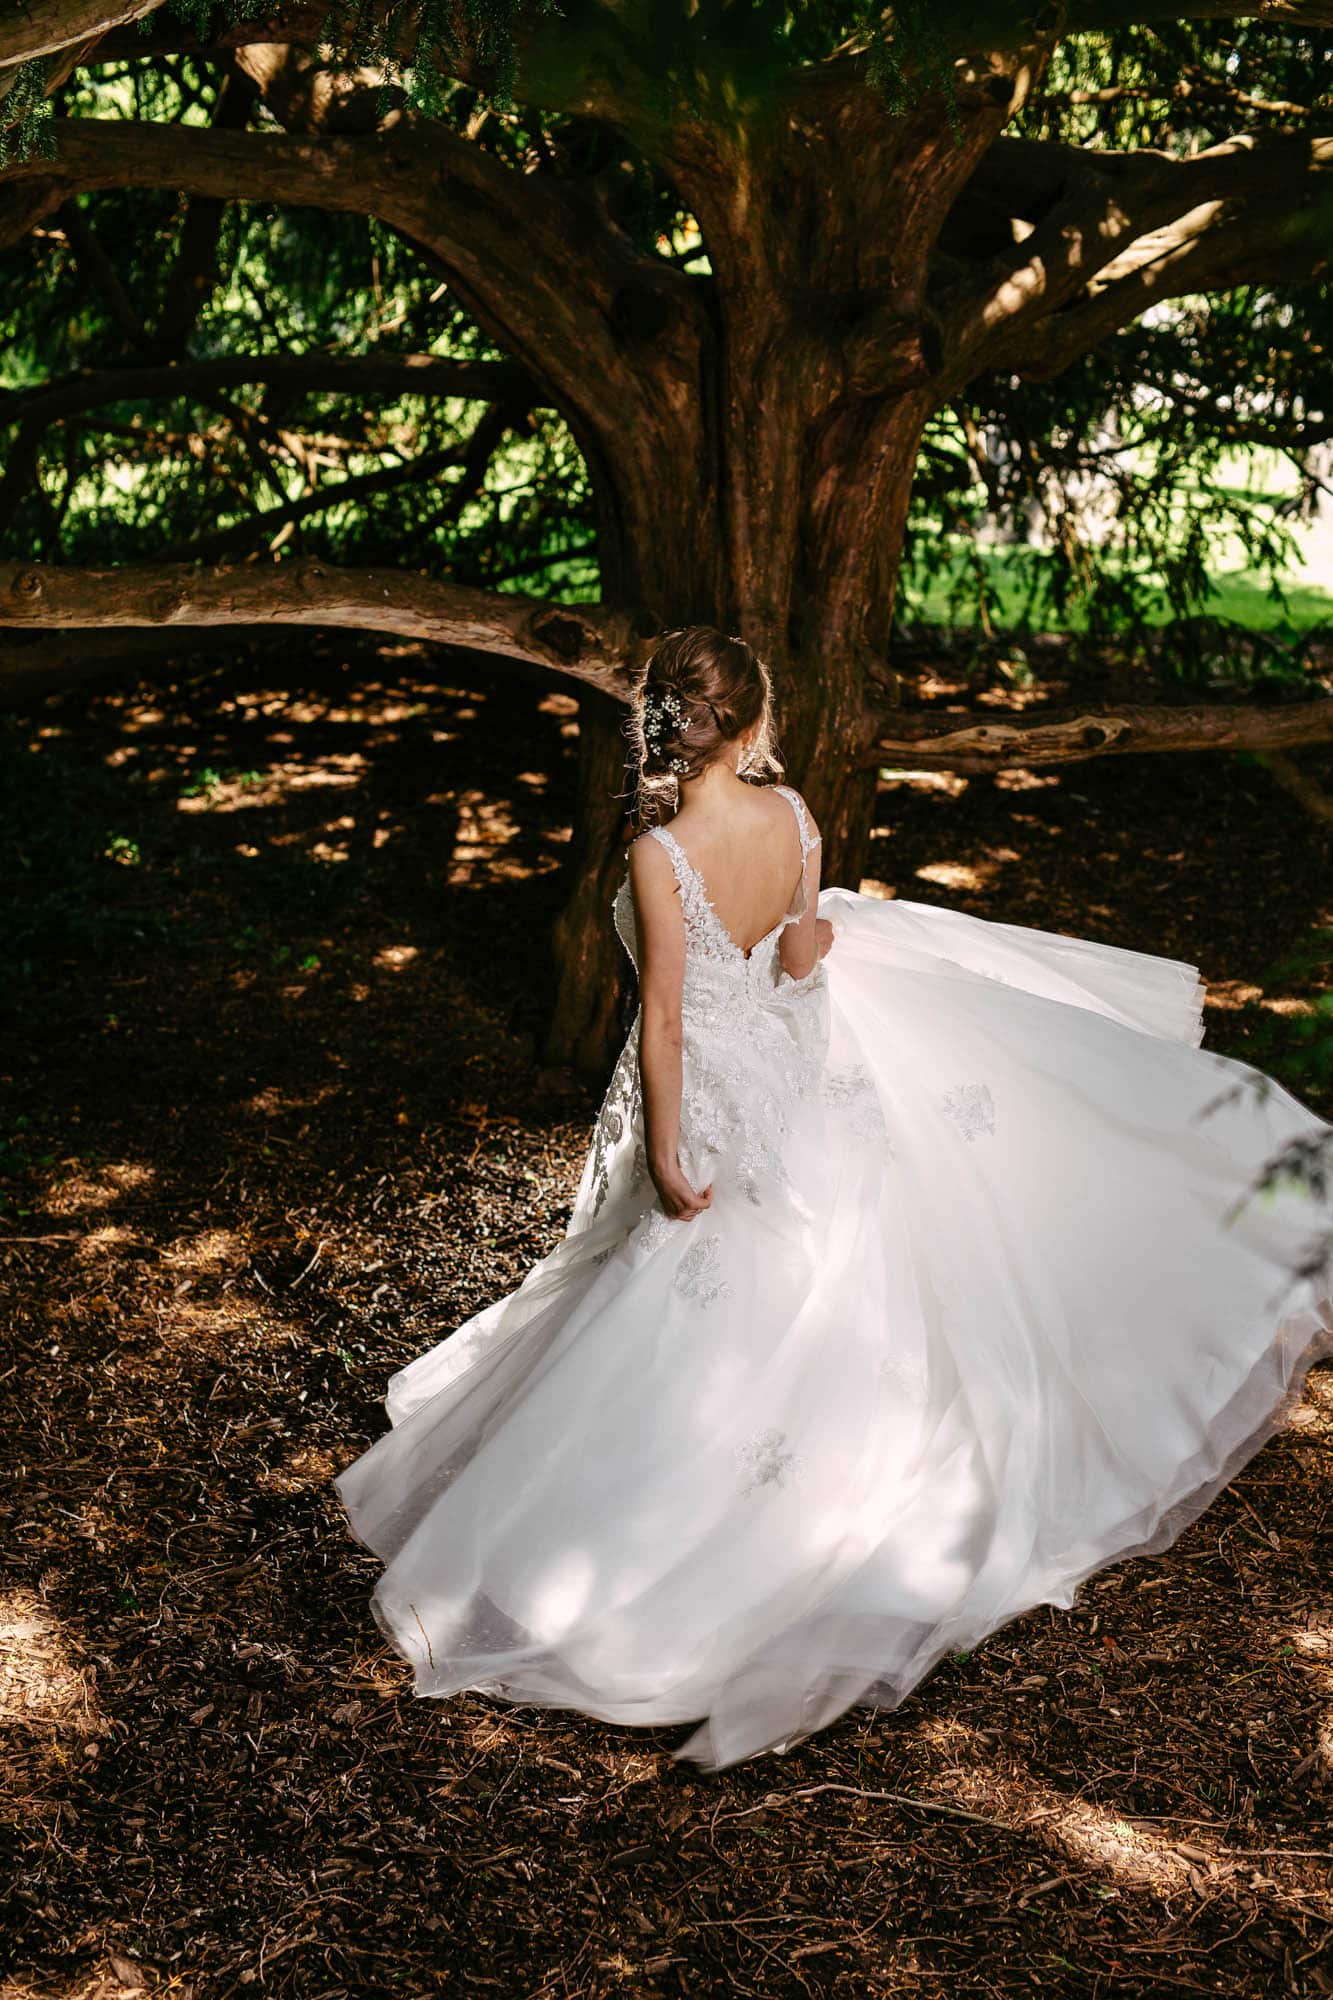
[545,693,636,1071]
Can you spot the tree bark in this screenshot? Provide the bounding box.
[0,558,643,700]
[546,693,637,1071]
[868,698,1333,769]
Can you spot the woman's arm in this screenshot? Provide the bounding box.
[778,800,833,981]
[628,836,712,1221]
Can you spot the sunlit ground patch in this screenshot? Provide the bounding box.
[914,849,1021,893]
[255,1444,340,1497]
[373,944,420,972]
[43,1162,155,1218]
[73,1225,144,1264]
[158,1228,249,1276]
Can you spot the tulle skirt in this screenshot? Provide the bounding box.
[334,889,1333,1770]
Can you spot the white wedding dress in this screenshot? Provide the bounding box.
[336,786,1333,1770]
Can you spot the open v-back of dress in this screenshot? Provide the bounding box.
[335,784,1333,1769]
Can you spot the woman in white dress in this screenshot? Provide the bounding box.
[336,626,1333,1772]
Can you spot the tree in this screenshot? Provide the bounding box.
[2,2,1331,1064]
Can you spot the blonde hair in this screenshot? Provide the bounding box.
[629,626,782,824]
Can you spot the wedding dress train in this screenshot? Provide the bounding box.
[335,787,1333,1770]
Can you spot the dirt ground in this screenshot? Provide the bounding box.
[2,638,1330,2000]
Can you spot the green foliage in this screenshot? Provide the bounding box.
[0,57,58,168]
[0,53,597,596]
[900,20,1333,649]
[1,6,1328,663]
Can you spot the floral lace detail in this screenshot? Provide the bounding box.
[736,1428,801,1495]
[942,1082,996,1142]
[674,1232,733,1308]
[588,1021,641,1217]
[594,790,830,1226]
[634,1208,678,1257]
[822,1063,889,1145]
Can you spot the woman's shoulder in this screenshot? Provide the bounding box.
[764,782,821,845]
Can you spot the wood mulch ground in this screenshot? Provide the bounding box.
[2,638,1330,1999]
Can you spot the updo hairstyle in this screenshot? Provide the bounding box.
[630,625,781,823]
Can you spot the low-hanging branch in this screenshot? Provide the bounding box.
[0,557,644,701]
[5,555,1330,775]
[868,699,1333,771]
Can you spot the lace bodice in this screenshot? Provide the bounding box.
[589,785,830,1213]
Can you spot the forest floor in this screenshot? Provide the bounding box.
[1,637,1331,2000]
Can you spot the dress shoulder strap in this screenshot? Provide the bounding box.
[645,823,713,930]
[772,785,821,865]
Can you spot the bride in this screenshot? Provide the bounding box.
[335,625,1333,1771]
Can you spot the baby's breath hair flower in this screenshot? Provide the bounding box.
[642,688,686,743]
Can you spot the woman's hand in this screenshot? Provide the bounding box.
[815,917,834,961]
[650,1152,712,1221]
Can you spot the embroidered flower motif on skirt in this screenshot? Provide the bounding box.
[736,1428,801,1495]
[942,1081,996,1142]
[878,1346,929,1397]
[823,1063,890,1145]
[634,1208,678,1258]
[673,1232,733,1309]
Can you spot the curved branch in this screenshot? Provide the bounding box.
[0,0,164,71]
[942,129,1333,384]
[867,699,1333,771]
[0,558,642,701]
[0,351,539,429]
[0,114,700,440]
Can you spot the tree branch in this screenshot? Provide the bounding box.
[866,699,1333,771]
[942,129,1333,384]
[0,0,164,71]
[0,558,644,701]
[0,113,701,446]
[163,426,523,563]
[0,351,539,429]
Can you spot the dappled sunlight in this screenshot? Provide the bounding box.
[915,849,1021,893]
[158,1227,249,1277]
[0,1592,107,1843]
[1207,980,1319,1018]
[44,1162,155,1218]
[880,768,970,797]
[0,1590,98,1737]
[448,788,554,885]
[4,634,1328,1990]
[373,943,420,972]
[1283,1621,1333,1774]
[256,1443,341,1497]
[243,1082,339,1119]
[909,1718,1332,1910]
[177,759,367,816]
[994,767,1062,792]
[73,1224,144,1264]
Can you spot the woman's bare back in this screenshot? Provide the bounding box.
[663,784,805,957]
